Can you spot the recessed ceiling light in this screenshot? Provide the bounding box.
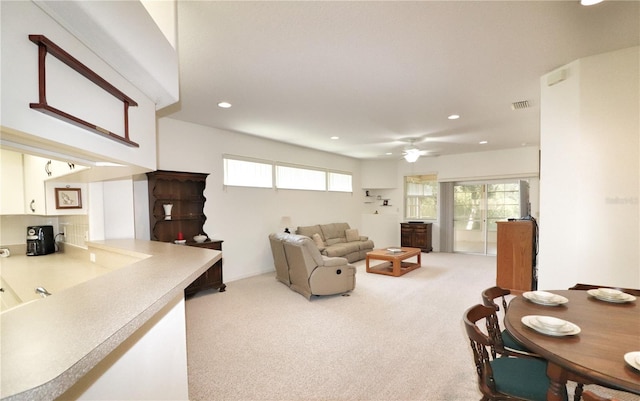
[217,102,232,108]
[330,136,340,140]
[448,114,460,120]
[479,141,488,145]
[580,0,603,5]
[385,152,393,155]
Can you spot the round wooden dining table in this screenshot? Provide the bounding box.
[504,290,640,401]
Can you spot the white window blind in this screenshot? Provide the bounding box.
[276,165,326,191]
[223,157,272,188]
[328,172,352,192]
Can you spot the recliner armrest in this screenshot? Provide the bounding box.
[322,256,349,267]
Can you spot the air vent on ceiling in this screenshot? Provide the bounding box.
[511,100,530,110]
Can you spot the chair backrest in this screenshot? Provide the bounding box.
[569,283,640,297]
[482,285,511,312]
[463,304,502,396]
[282,235,324,299]
[481,286,513,356]
[269,233,291,285]
[581,391,616,401]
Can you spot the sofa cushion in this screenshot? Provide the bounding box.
[326,237,346,245]
[345,228,359,242]
[324,242,360,257]
[320,223,350,241]
[311,233,325,250]
[296,225,324,241]
[358,239,375,250]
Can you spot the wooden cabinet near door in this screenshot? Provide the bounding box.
[496,220,536,293]
[147,170,225,296]
[400,223,433,252]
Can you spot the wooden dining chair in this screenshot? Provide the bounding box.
[568,283,640,296]
[581,390,618,401]
[482,286,586,401]
[463,303,568,401]
[481,286,539,358]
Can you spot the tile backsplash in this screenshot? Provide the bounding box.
[0,214,89,248]
[59,215,89,247]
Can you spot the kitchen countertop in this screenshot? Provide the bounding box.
[0,239,220,401]
[0,249,119,305]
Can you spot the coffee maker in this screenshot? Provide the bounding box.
[26,225,55,256]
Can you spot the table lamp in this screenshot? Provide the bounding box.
[280,216,292,234]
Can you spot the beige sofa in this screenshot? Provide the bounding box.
[296,222,374,263]
[269,233,356,299]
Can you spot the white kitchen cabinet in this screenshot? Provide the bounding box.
[22,155,47,214]
[0,150,25,215]
[1,153,88,215]
[24,155,88,214]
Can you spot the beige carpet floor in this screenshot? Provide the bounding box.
[185,252,639,401]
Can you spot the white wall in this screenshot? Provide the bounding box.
[156,118,364,281]
[103,180,136,239]
[539,46,639,290]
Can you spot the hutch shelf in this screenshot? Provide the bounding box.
[147,170,225,295]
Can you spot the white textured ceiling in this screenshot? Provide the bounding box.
[160,1,639,160]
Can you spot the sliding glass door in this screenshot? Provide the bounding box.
[453,181,522,255]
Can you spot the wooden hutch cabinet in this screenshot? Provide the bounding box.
[400,222,433,252]
[146,170,225,296]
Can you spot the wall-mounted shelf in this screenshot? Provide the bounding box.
[28,34,139,148]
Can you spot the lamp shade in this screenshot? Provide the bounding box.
[280,216,292,233]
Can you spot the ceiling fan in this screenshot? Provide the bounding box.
[401,138,438,163]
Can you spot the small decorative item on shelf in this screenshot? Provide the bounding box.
[193,234,207,243]
[383,199,389,206]
[175,232,186,244]
[175,231,186,244]
[163,203,173,220]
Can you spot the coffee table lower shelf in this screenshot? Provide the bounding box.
[365,247,422,277]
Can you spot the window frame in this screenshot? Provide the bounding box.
[404,174,438,220]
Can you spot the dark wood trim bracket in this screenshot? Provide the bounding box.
[28,34,140,148]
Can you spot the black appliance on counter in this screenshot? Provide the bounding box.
[26,225,55,256]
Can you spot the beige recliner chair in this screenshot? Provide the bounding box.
[269,233,356,299]
[269,232,291,286]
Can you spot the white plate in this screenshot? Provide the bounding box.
[523,291,569,306]
[587,289,636,303]
[623,351,640,371]
[521,315,581,336]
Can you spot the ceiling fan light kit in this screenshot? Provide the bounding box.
[403,149,421,163]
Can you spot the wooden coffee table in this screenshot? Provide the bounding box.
[366,247,421,277]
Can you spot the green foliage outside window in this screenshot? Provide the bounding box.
[405,175,438,220]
